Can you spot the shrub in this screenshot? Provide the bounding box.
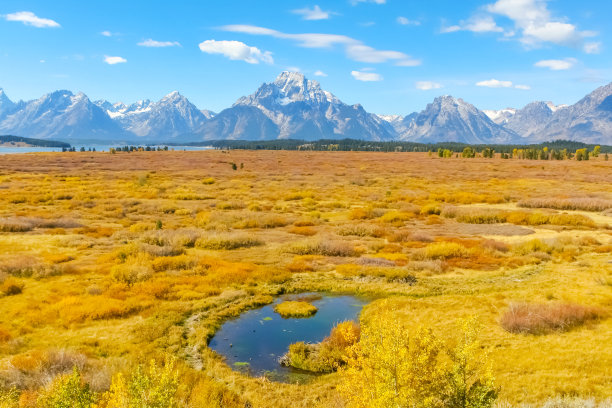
[0,278,24,296]
[500,302,605,334]
[111,264,153,285]
[420,203,442,215]
[151,255,195,272]
[97,357,179,408]
[423,242,469,260]
[36,368,94,408]
[339,312,497,408]
[348,207,375,220]
[283,321,360,373]
[0,218,33,232]
[288,226,317,236]
[288,240,356,257]
[274,301,318,318]
[196,234,263,250]
[518,198,612,212]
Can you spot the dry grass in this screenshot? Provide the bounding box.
[0,150,609,406]
[518,198,612,212]
[500,302,605,334]
[274,301,318,318]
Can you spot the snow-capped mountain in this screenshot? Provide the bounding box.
[483,108,517,125]
[0,88,20,120]
[199,71,396,141]
[522,84,612,144]
[397,95,521,144]
[0,90,126,142]
[1,75,612,144]
[102,92,209,140]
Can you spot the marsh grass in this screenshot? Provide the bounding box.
[274,301,318,318]
[500,302,605,334]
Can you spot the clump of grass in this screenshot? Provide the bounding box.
[336,224,383,237]
[196,233,263,250]
[287,240,356,257]
[274,301,318,318]
[0,217,34,232]
[500,302,605,334]
[281,321,360,372]
[418,242,469,260]
[518,198,612,212]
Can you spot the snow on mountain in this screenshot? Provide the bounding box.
[527,83,612,144]
[398,95,521,144]
[200,71,396,141]
[483,108,517,125]
[0,88,18,120]
[95,92,208,140]
[0,90,126,142]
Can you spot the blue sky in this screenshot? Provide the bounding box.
[0,0,610,115]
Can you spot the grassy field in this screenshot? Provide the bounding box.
[0,150,610,407]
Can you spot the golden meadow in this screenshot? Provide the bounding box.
[0,150,610,407]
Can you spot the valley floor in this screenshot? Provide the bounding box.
[0,150,610,407]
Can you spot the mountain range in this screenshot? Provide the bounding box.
[0,72,611,145]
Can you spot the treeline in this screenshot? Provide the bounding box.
[0,135,70,148]
[193,138,612,154]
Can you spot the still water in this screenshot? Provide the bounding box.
[208,294,367,383]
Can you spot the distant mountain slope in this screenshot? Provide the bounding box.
[0,90,126,142]
[1,76,612,144]
[96,92,209,140]
[529,83,612,144]
[397,96,521,144]
[199,72,396,141]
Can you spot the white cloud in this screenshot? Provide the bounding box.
[351,0,386,4]
[351,70,383,81]
[138,39,181,47]
[221,25,420,66]
[476,79,530,89]
[486,0,596,48]
[292,5,333,20]
[397,16,420,26]
[104,55,127,65]
[441,25,462,33]
[441,16,502,34]
[416,81,443,90]
[476,79,513,88]
[314,70,327,77]
[583,42,601,54]
[464,16,503,33]
[198,40,273,64]
[101,30,112,37]
[534,57,577,70]
[4,11,60,28]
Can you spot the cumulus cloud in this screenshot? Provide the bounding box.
[314,70,328,77]
[292,5,334,20]
[198,40,273,64]
[441,16,502,33]
[416,81,443,90]
[534,57,577,70]
[476,79,529,89]
[397,16,420,26]
[4,11,60,28]
[221,25,420,66]
[104,56,127,65]
[351,70,383,81]
[138,39,181,47]
[486,0,597,48]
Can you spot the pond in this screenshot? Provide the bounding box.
[208,293,368,383]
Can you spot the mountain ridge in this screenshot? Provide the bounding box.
[0,73,611,145]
